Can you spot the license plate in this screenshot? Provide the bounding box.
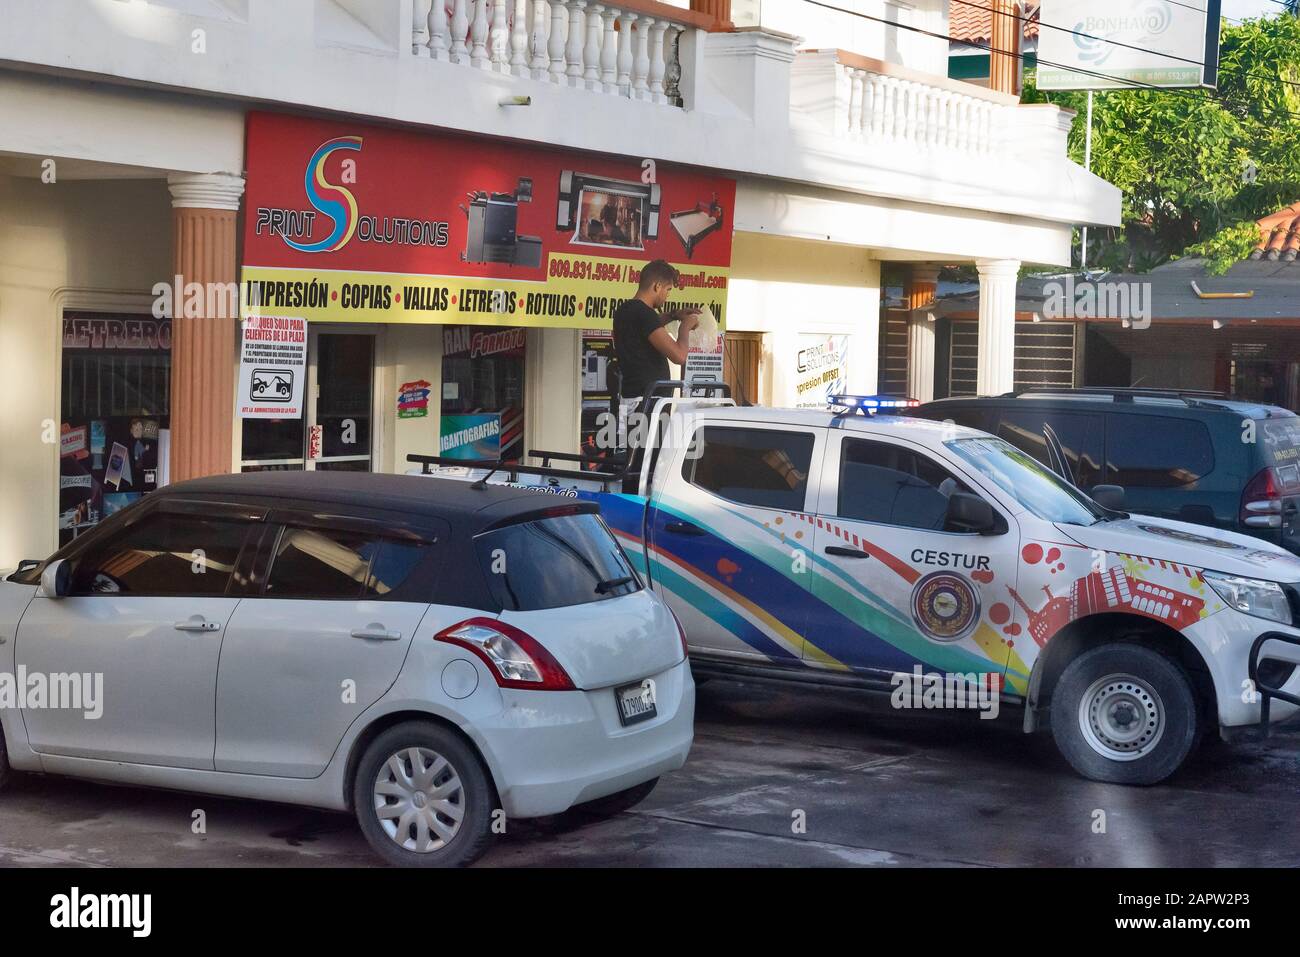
[615,678,658,726]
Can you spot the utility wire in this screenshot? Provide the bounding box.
[803,0,1300,125]
[949,0,1300,95]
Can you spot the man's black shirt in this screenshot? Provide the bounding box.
[612,298,669,399]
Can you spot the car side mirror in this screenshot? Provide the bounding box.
[38,559,70,599]
[946,492,998,535]
[1090,485,1126,511]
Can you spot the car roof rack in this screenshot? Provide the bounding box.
[1011,386,1228,404]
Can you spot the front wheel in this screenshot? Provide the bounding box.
[1050,644,1199,785]
[353,721,495,867]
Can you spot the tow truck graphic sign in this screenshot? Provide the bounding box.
[238,315,307,419]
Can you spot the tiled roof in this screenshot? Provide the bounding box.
[1252,202,1300,262]
[949,1,1040,45]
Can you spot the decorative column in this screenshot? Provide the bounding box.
[989,0,1020,96]
[975,259,1020,396]
[166,172,245,483]
[905,265,940,403]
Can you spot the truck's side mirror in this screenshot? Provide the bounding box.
[38,559,70,599]
[946,492,998,534]
[1090,485,1126,511]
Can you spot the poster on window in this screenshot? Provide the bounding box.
[237,315,308,419]
[794,334,849,409]
[240,112,735,331]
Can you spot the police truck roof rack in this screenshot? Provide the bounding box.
[830,394,921,419]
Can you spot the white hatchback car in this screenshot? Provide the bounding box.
[0,472,694,867]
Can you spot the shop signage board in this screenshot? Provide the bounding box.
[237,315,308,419]
[240,112,736,331]
[794,334,849,409]
[440,413,503,461]
[1037,0,1221,91]
[684,334,725,389]
[398,379,432,419]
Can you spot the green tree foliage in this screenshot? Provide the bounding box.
[1023,14,1300,273]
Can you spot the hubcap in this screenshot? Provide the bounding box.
[1078,674,1165,762]
[372,747,465,853]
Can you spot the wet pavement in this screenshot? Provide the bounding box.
[1,678,1297,867]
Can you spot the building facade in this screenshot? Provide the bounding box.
[0,0,1118,566]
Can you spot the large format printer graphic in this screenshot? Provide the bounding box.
[460,177,543,268]
[557,171,661,250]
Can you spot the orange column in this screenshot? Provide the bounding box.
[989,0,1021,96]
[166,173,245,484]
[690,0,733,31]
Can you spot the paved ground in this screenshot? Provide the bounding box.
[1,678,1298,867]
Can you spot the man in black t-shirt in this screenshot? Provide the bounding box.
[611,259,700,401]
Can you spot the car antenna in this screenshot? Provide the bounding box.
[471,464,502,490]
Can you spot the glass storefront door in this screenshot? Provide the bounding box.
[308,331,374,471]
[240,329,376,472]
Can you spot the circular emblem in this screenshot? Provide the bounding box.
[911,572,980,642]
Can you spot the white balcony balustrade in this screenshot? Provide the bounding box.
[412,0,695,106]
[792,49,1018,157]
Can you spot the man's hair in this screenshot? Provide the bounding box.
[638,259,679,291]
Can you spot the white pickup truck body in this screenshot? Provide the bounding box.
[416,399,1300,784]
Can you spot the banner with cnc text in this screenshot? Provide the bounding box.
[240,112,734,330]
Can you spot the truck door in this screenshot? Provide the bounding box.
[806,431,1017,686]
[646,421,826,666]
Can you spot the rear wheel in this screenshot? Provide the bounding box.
[572,777,658,818]
[353,721,495,868]
[1050,644,1199,786]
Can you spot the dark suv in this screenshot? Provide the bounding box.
[912,389,1300,554]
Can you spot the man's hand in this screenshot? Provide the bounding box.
[678,312,701,336]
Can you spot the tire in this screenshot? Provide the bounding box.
[572,778,659,819]
[1050,643,1199,786]
[353,721,495,868]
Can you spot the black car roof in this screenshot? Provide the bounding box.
[155,471,597,533]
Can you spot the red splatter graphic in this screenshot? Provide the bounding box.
[989,602,1011,625]
[1046,547,1061,563]
[972,569,994,584]
[1022,543,1044,564]
[716,558,740,584]
[1004,623,1022,636]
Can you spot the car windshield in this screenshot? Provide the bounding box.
[944,436,1107,525]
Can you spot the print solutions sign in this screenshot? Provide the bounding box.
[1037,0,1222,91]
[240,112,736,331]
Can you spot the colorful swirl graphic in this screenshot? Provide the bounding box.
[285,135,363,253]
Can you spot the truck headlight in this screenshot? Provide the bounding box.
[1202,571,1293,626]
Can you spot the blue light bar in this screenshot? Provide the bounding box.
[830,394,921,412]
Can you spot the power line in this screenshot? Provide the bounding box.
[803,0,1300,125]
[950,0,1300,96]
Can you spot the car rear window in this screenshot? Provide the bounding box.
[474,512,640,611]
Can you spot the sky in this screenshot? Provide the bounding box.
[1222,0,1291,21]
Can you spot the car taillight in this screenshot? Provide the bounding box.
[1241,467,1283,529]
[669,608,688,659]
[434,618,575,691]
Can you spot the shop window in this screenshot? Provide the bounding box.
[58,312,171,546]
[440,325,526,462]
[684,427,814,510]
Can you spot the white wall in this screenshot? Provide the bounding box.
[726,232,880,408]
[0,175,172,567]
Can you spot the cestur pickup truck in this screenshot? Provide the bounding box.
[412,387,1300,785]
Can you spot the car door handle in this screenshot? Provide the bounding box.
[825,546,871,560]
[173,617,221,633]
[664,521,706,536]
[351,624,403,642]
